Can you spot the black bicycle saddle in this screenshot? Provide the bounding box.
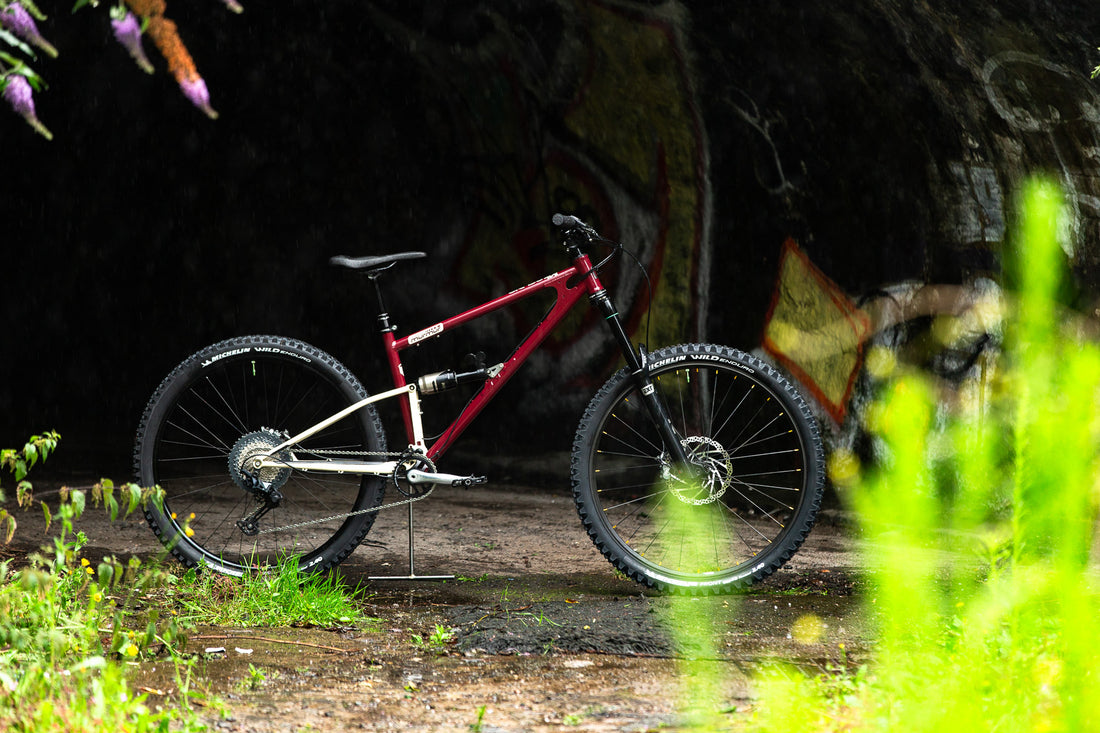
[329,252,427,272]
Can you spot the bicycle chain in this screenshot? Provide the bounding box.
[254,448,433,535]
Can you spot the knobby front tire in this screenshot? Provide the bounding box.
[571,343,825,594]
[133,335,387,576]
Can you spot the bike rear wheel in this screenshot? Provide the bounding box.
[133,335,387,576]
[571,343,824,594]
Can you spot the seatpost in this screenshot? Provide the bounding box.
[368,273,394,333]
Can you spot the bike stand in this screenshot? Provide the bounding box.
[368,502,455,582]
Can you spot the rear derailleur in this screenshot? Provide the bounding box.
[236,468,283,536]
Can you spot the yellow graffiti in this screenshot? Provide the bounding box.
[763,239,871,421]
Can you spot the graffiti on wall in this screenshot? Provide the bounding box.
[761,44,1100,431]
[367,0,712,407]
[980,51,1100,258]
[762,239,870,423]
[763,236,1003,437]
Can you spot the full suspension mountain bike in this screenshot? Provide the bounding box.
[133,215,825,594]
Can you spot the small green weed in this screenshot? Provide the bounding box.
[413,623,455,650]
[238,663,271,691]
[515,609,562,628]
[469,704,487,732]
[430,623,454,646]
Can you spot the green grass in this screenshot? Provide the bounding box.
[1,435,377,731]
[661,497,734,731]
[0,519,375,731]
[655,177,1100,731]
[161,560,375,629]
[0,482,205,732]
[743,178,1100,731]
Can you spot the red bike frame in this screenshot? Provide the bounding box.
[382,252,605,460]
[264,224,688,485]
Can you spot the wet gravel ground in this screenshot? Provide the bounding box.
[10,469,870,731]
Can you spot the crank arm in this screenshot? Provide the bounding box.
[405,469,487,487]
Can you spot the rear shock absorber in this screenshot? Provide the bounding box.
[417,352,498,394]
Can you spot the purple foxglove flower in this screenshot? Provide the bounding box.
[1,3,58,58]
[3,74,52,139]
[111,12,154,74]
[179,75,218,119]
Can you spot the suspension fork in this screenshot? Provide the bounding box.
[590,288,691,466]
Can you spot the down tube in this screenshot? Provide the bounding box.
[421,275,591,460]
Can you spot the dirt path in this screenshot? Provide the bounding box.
[8,474,869,731]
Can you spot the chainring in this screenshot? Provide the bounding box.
[392,452,437,498]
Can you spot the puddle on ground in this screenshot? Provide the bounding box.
[126,570,871,732]
[443,592,869,662]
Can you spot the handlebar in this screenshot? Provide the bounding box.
[553,211,629,283]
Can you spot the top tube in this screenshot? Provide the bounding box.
[392,256,602,352]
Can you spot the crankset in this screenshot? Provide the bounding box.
[393,450,488,497]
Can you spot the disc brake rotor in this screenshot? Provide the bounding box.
[670,436,732,506]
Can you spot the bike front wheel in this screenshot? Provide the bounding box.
[133,335,387,576]
[571,343,825,594]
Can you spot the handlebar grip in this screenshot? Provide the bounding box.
[552,212,586,229]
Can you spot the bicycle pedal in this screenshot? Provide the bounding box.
[451,475,487,488]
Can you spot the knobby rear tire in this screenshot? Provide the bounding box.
[570,343,825,594]
[133,335,387,576]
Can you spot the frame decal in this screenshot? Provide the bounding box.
[407,323,444,345]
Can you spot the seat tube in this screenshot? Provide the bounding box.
[382,331,417,445]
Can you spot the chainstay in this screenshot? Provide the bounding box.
[255,447,431,535]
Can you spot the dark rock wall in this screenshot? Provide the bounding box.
[2,1,1099,472]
